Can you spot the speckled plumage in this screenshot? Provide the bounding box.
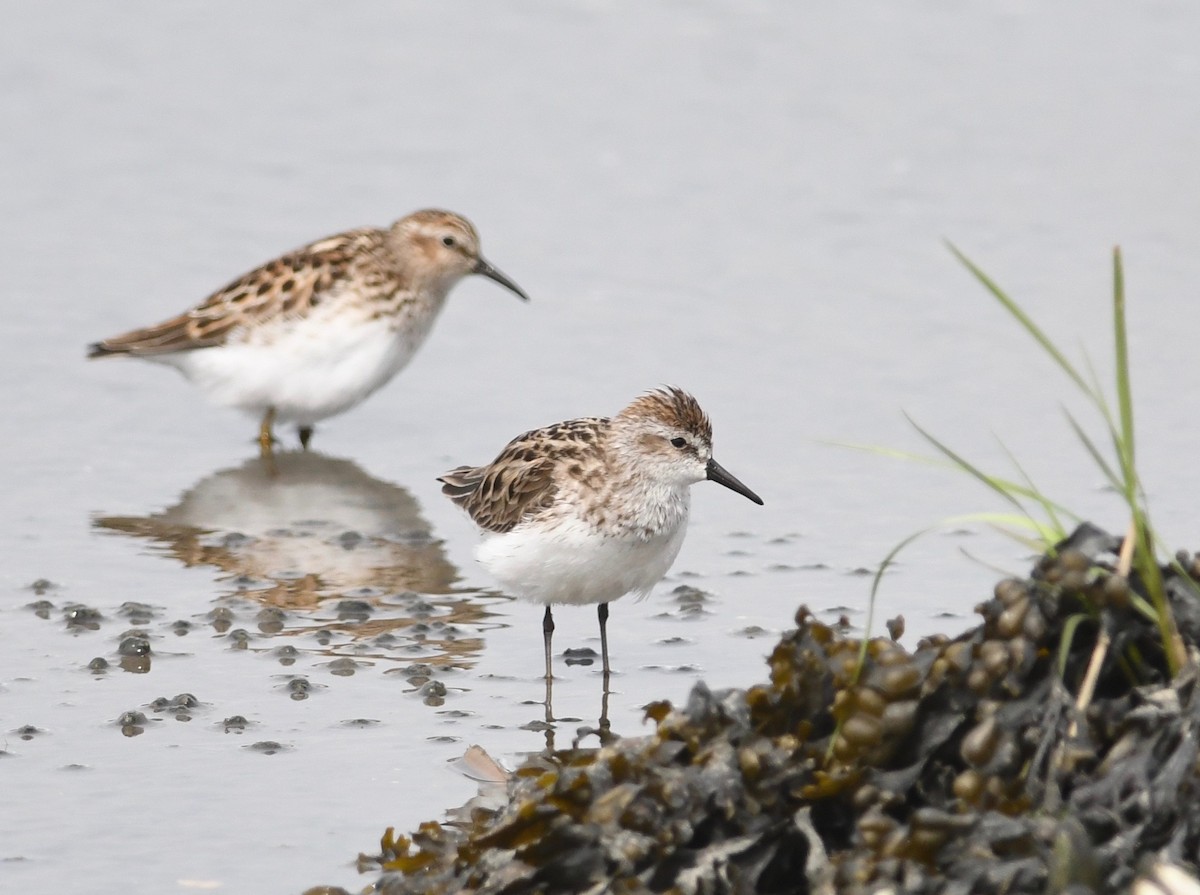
[440,417,604,535]
[88,209,527,455]
[440,387,762,679]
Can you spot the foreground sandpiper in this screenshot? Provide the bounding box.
[88,209,527,457]
[439,386,763,681]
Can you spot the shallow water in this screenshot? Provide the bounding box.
[3,3,1200,892]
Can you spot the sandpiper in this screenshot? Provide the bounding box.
[88,210,528,457]
[439,386,763,681]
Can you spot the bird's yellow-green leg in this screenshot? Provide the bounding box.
[259,408,276,460]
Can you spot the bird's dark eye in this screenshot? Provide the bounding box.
[670,437,687,448]
[442,235,456,247]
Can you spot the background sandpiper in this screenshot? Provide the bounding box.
[88,209,528,457]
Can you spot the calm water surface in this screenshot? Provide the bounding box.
[3,3,1200,892]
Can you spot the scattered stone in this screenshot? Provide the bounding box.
[336,599,373,621]
[670,584,711,603]
[26,599,54,619]
[563,647,597,667]
[328,657,360,677]
[401,664,434,682]
[63,604,102,631]
[284,677,315,700]
[338,530,365,549]
[734,625,768,638]
[407,599,435,618]
[256,606,287,634]
[148,693,199,721]
[418,681,447,699]
[246,740,289,755]
[118,601,156,623]
[222,715,250,734]
[116,711,148,737]
[208,606,235,633]
[117,635,150,657]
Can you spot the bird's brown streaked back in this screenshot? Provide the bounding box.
[438,418,607,533]
[86,230,376,358]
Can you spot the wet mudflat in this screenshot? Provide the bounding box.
[5,452,793,893]
[3,3,1200,893]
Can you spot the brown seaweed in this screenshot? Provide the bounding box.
[357,524,1200,894]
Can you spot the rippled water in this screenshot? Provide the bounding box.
[3,3,1200,892]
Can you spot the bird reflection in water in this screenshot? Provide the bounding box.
[93,452,499,668]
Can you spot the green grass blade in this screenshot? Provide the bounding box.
[940,511,1067,550]
[1112,247,1136,494]
[1061,410,1123,492]
[1056,613,1092,678]
[947,242,1097,400]
[1163,548,1200,600]
[905,413,1030,517]
[929,244,1185,678]
[1107,249,1181,674]
[834,439,1079,524]
[1126,590,1159,623]
[830,522,942,762]
[994,435,1068,541]
[853,525,940,689]
[1081,350,1120,435]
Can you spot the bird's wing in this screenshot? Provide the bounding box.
[87,228,382,357]
[439,419,605,534]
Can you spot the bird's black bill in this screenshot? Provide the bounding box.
[706,458,764,505]
[474,257,530,301]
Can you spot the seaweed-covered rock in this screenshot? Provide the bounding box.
[361,524,1200,894]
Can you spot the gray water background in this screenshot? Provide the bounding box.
[3,3,1200,892]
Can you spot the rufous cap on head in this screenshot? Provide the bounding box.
[616,386,713,442]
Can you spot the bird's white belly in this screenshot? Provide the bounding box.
[159,309,434,425]
[476,514,689,606]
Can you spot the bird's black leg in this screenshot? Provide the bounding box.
[298,425,314,450]
[542,606,555,681]
[598,602,610,679]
